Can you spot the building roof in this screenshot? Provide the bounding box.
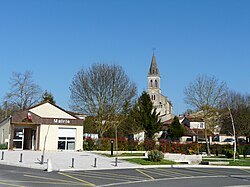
[148,53,160,76]
[29,101,78,119]
[10,101,84,125]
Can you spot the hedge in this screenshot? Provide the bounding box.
[82,138,250,157]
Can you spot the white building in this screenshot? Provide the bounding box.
[0,101,84,151]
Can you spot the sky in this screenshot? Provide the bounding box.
[0,0,250,115]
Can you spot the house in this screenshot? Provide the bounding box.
[160,116,214,143]
[0,101,84,151]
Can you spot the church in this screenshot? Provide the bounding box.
[147,53,173,122]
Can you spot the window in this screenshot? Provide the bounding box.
[199,123,204,129]
[58,128,76,150]
[150,80,153,87]
[155,80,158,88]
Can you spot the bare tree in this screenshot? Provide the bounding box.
[70,63,137,137]
[184,74,227,155]
[4,71,42,111]
[221,91,250,142]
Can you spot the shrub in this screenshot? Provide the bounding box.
[148,149,164,162]
[143,139,156,151]
[83,138,96,151]
[223,149,238,158]
[0,144,7,149]
[238,144,250,157]
[128,140,139,151]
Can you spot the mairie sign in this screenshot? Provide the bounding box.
[53,119,70,124]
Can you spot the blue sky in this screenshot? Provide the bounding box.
[0,0,250,114]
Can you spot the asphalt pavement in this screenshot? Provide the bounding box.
[0,165,250,187]
[0,150,250,172]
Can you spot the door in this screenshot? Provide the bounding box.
[13,128,24,150]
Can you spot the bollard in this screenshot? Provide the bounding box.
[1,152,4,160]
[47,159,53,172]
[19,153,23,163]
[71,158,74,168]
[115,157,118,166]
[40,155,44,164]
[110,140,114,156]
[94,157,97,167]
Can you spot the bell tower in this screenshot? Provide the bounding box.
[148,53,161,103]
[147,53,173,121]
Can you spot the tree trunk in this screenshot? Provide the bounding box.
[204,128,211,156]
[228,106,236,161]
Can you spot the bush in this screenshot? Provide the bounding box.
[143,139,156,151]
[128,140,139,151]
[223,149,238,158]
[148,149,164,162]
[238,144,250,157]
[83,138,96,151]
[0,144,7,149]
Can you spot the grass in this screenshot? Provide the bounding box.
[202,157,250,166]
[100,152,145,157]
[119,153,145,157]
[124,158,178,165]
[228,158,250,166]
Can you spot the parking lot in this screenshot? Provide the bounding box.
[0,164,250,187]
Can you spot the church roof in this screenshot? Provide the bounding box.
[148,53,160,76]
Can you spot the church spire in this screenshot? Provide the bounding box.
[148,53,160,76]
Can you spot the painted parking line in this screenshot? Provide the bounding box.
[24,174,83,185]
[59,172,96,186]
[241,169,250,174]
[1,180,83,186]
[68,172,134,182]
[154,168,193,177]
[138,168,177,178]
[136,169,154,180]
[0,181,26,187]
[98,175,229,187]
[71,170,148,180]
[182,168,226,176]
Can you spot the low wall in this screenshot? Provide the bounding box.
[164,153,202,164]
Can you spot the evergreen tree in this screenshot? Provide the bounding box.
[167,116,185,141]
[133,91,162,139]
[42,90,56,104]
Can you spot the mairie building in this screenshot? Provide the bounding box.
[0,101,84,151]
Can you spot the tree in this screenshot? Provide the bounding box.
[167,116,185,141]
[129,91,162,139]
[220,91,250,141]
[121,101,144,137]
[3,71,42,111]
[184,74,227,155]
[70,63,137,137]
[41,90,56,104]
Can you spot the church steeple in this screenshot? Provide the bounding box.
[148,53,161,92]
[148,53,160,76]
[147,53,173,121]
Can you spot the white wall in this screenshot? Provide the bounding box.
[134,132,145,142]
[39,124,83,151]
[0,118,10,145]
[190,122,205,129]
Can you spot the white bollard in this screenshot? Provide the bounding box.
[47,159,53,172]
